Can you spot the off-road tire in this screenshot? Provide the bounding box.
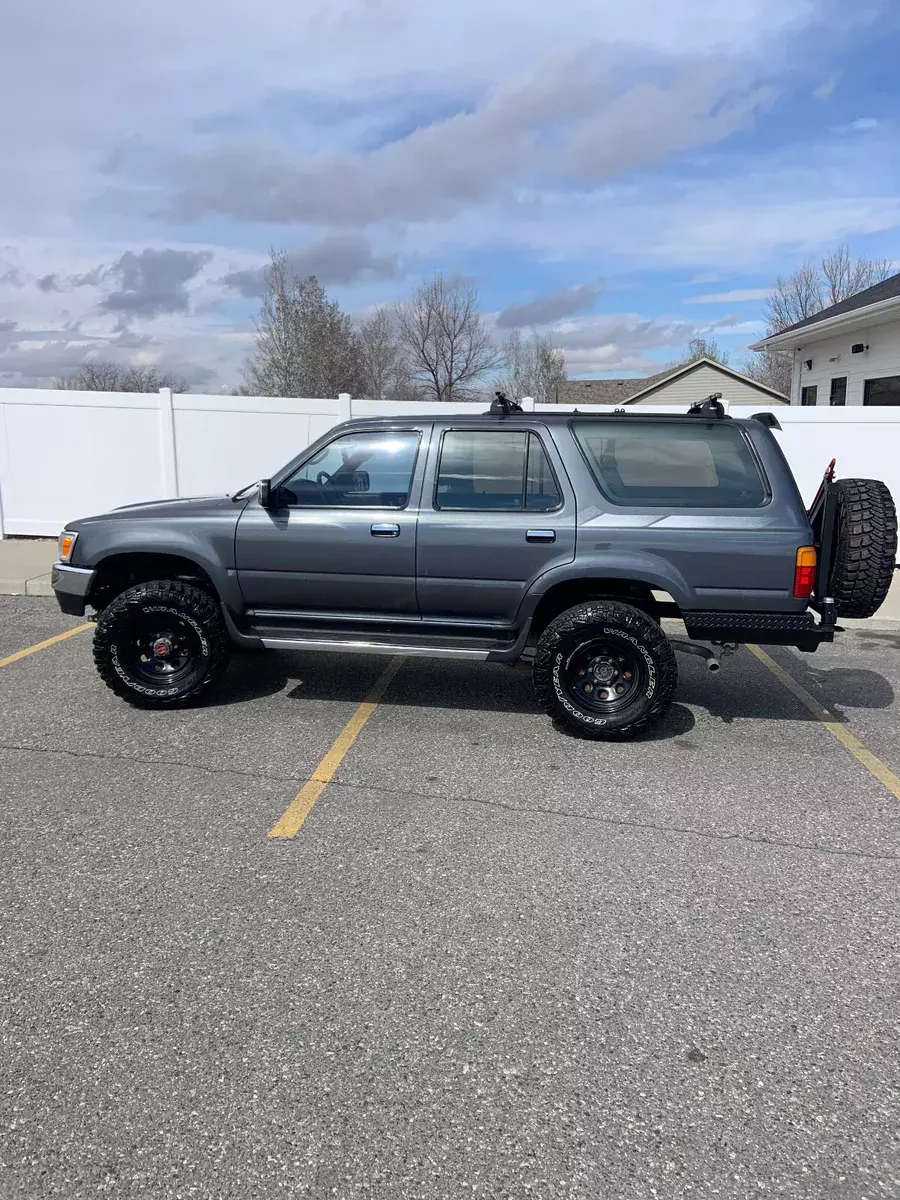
[829,479,898,619]
[532,600,677,740]
[93,579,231,708]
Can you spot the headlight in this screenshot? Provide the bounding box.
[58,530,78,563]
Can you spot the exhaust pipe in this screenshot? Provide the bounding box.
[670,638,728,672]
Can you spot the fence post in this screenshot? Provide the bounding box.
[338,392,352,423]
[520,395,536,412]
[158,387,179,498]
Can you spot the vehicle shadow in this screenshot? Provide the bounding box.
[204,649,699,740]
[678,655,895,724]
[204,646,893,731]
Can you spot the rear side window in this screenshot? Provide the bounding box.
[435,429,562,511]
[572,420,767,508]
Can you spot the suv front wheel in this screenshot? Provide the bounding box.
[93,579,231,708]
[533,601,677,740]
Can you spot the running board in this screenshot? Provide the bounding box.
[259,635,491,659]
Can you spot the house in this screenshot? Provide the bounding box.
[556,357,788,407]
[751,272,900,406]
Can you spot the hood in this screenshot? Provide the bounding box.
[70,494,245,528]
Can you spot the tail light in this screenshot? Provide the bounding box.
[793,546,817,599]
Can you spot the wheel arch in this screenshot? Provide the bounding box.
[88,551,218,611]
[527,577,681,639]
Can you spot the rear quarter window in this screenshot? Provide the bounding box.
[571,420,767,508]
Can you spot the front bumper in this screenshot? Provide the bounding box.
[51,563,95,616]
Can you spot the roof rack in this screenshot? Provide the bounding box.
[487,392,524,417]
[687,393,727,419]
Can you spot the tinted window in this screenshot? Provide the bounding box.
[572,420,766,508]
[801,386,818,406]
[435,430,561,511]
[829,377,847,407]
[864,376,900,406]
[279,431,419,508]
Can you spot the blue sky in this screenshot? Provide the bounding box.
[2,0,900,390]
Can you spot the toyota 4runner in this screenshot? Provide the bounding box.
[52,398,898,739]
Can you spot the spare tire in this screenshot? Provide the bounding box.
[828,479,898,618]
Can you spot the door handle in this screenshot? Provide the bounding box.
[526,529,556,543]
[371,523,400,537]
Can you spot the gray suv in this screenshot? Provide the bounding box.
[52,399,897,739]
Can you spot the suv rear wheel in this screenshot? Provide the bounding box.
[533,600,677,740]
[93,579,231,708]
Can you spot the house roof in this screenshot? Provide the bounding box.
[555,373,668,405]
[753,271,900,349]
[558,357,787,406]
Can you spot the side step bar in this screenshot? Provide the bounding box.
[259,636,492,660]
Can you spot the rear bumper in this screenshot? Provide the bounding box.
[682,609,835,651]
[51,563,94,616]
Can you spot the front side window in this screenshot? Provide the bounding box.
[435,430,562,511]
[572,420,767,508]
[278,430,420,508]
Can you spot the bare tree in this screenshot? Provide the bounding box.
[396,274,502,402]
[667,335,730,371]
[741,347,792,397]
[764,261,824,334]
[821,245,893,307]
[56,360,189,392]
[242,250,362,397]
[356,305,410,401]
[765,246,894,334]
[497,329,567,402]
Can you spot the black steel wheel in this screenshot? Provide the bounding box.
[93,580,231,708]
[561,637,648,716]
[533,600,677,740]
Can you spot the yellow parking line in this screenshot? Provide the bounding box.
[268,655,405,839]
[0,623,92,670]
[748,643,900,801]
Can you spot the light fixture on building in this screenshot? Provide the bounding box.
[851,343,869,354]
[804,359,813,370]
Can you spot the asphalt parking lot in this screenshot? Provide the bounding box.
[2,595,900,1199]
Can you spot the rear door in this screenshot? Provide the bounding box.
[416,425,576,621]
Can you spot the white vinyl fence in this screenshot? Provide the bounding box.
[0,386,899,537]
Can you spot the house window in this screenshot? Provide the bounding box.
[801,385,818,406]
[829,377,847,407]
[863,376,900,406]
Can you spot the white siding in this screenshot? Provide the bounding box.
[630,363,785,406]
[789,315,900,406]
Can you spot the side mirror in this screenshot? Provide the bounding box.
[258,479,272,507]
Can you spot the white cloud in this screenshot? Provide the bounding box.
[848,117,880,131]
[684,288,772,303]
[538,312,697,375]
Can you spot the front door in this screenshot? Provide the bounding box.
[416,426,576,622]
[235,427,425,614]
